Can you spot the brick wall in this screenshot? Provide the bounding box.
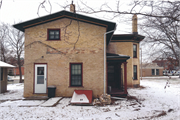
[24,18,106,98]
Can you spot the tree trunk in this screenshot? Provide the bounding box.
[18,55,23,83]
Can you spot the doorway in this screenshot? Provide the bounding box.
[34,64,47,93]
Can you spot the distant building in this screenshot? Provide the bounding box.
[8,66,24,76]
[141,63,164,77]
[153,58,179,70]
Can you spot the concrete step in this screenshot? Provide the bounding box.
[40,97,63,107]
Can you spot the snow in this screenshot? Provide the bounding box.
[0,61,15,67]
[0,77,180,120]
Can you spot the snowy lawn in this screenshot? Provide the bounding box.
[0,77,179,120]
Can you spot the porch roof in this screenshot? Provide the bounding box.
[106,53,130,62]
[111,34,145,43]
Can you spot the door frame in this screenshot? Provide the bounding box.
[34,63,48,94]
[107,62,122,93]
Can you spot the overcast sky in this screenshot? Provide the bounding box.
[1,0,151,61]
[0,0,136,34]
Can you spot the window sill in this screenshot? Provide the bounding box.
[133,79,138,80]
[46,39,61,41]
[68,86,84,88]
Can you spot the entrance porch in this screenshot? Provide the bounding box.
[106,53,130,97]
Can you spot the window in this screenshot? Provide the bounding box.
[156,69,159,75]
[133,65,137,80]
[70,63,83,87]
[1,68,3,81]
[152,69,155,75]
[133,44,137,58]
[47,29,60,40]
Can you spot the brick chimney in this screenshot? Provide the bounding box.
[70,1,76,13]
[132,14,138,34]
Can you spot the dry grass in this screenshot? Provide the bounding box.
[168,109,174,112]
[156,111,167,117]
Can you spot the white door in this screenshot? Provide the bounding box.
[35,64,47,93]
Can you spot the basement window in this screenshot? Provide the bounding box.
[47,29,60,40]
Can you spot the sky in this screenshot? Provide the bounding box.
[0,0,135,34]
[0,0,151,61]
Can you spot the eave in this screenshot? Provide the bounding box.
[106,53,130,62]
[111,34,145,43]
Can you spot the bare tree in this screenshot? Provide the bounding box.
[0,23,14,63]
[139,1,180,67]
[5,23,24,83]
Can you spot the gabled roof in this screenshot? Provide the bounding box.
[0,61,15,68]
[111,34,145,43]
[13,10,116,45]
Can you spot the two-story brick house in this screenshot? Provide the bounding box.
[13,3,144,98]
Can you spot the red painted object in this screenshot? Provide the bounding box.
[71,90,93,104]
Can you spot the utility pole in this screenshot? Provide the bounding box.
[140,48,142,80]
[179,42,180,78]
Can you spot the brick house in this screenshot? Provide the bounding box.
[141,63,164,77]
[13,4,144,98]
[153,58,179,70]
[8,67,24,76]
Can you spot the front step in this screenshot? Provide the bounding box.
[40,97,63,107]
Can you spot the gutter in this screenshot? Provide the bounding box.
[103,29,116,94]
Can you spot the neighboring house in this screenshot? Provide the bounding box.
[141,63,164,77]
[0,61,15,93]
[7,57,24,76]
[13,3,144,98]
[8,66,24,76]
[153,57,179,70]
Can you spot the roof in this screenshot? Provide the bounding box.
[111,34,145,43]
[13,10,116,45]
[141,63,164,69]
[0,61,15,68]
[106,53,130,62]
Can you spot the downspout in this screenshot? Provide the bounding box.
[104,29,116,94]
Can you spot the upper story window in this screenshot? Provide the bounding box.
[47,29,60,40]
[133,44,137,58]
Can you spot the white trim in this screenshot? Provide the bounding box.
[35,64,47,93]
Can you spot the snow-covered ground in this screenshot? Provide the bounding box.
[0,77,180,120]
